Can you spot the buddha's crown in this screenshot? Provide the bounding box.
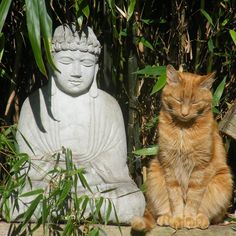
[52,24,101,56]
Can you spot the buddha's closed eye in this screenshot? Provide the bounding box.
[81,59,95,67]
[58,57,74,65]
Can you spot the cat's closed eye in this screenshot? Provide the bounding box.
[170,96,182,104]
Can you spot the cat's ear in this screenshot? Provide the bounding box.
[166,64,181,85]
[199,72,216,89]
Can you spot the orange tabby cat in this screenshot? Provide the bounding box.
[131,65,233,231]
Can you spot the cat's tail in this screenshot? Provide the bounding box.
[131,209,156,232]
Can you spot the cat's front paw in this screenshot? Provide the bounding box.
[184,216,197,229]
[157,214,170,226]
[196,213,209,229]
[169,216,184,229]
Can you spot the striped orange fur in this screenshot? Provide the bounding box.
[131,65,233,231]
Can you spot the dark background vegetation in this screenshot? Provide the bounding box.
[1,0,236,208]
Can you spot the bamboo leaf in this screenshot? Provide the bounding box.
[82,3,90,19]
[200,9,214,26]
[134,65,166,76]
[112,202,122,236]
[105,200,112,224]
[20,189,44,198]
[140,37,154,50]
[106,0,116,16]
[80,195,89,217]
[78,171,93,193]
[10,154,28,173]
[207,38,214,53]
[42,196,50,224]
[25,0,47,76]
[213,76,227,107]
[88,228,100,236]
[23,194,43,224]
[127,0,136,21]
[56,180,73,207]
[62,217,73,236]
[229,30,236,46]
[133,145,158,156]
[95,197,104,216]
[38,0,58,72]
[0,0,12,33]
[151,74,166,95]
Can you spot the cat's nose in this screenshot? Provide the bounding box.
[181,105,189,117]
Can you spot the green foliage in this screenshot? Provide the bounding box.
[133,145,158,156]
[0,126,117,235]
[229,30,236,46]
[213,76,227,113]
[0,0,12,33]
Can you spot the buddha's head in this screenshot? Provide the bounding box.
[51,24,101,97]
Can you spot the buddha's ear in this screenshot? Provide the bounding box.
[199,71,216,89]
[166,64,181,85]
[89,64,99,98]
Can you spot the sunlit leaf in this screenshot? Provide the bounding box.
[82,3,90,19]
[56,180,72,207]
[105,200,112,224]
[222,18,229,26]
[0,0,12,33]
[133,145,158,156]
[140,37,153,50]
[10,154,28,173]
[134,65,166,76]
[200,9,214,26]
[112,202,122,235]
[62,217,73,236]
[23,194,43,224]
[78,171,93,193]
[127,0,136,21]
[213,76,226,107]
[229,30,236,46]
[95,197,104,216]
[88,228,100,236]
[25,0,47,76]
[20,189,44,198]
[80,195,89,217]
[151,75,166,95]
[38,0,58,72]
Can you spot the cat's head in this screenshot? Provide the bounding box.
[162,65,215,123]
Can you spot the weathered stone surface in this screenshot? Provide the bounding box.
[14,24,145,223]
[1,223,236,236]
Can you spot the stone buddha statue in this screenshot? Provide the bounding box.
[16,24,145,223]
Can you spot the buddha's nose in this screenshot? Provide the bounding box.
[71,62,82,77]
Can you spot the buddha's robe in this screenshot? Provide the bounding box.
[16,80,145,223]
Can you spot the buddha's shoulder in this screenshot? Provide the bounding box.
[97,89,120,107]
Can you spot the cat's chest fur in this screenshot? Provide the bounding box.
[171,129,195,186]
[160,126,204,191]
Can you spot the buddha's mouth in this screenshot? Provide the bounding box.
[69,80,82,85]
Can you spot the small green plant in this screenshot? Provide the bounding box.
[0,125,119,236]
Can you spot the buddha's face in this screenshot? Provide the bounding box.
[53,50,96,96]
